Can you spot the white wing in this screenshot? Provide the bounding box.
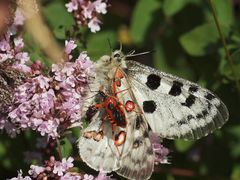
[78,111,120,172]
[79,108,136,172]
[123,60,229,140]
[113,74,155,180]
[116,115,154,180]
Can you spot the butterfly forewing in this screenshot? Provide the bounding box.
[123,60,229,140]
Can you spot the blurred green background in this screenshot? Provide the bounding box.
[1,0,240,179]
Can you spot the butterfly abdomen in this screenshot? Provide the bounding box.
[104,96,127,128]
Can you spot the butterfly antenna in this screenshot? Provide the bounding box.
[127,50,136,56]
[126,51,153,57]
[119,42,123,51]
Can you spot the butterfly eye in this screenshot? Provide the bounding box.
[113,52,122,62]
[113,53,120,58]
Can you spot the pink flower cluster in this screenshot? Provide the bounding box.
[10,156,80,180]
[3,40,93,138]
[65,0,108,33]
[149,132,169,164]
[0,8,30,73]
[10,156,114,180]
[0,9,31,136]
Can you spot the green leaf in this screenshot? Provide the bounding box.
[163,0,191,17]
[219,49,240,80]
[59,138,73,158]
[43,1,74,39]
[227,126,240,137]
[0,142,6,157]
[175,140,194,152]
[179,23,228,56]
[87,30,117,60]
[212,0,234,28]
[3,158,11,169]
[130,0,161,44]
[153,42,194,80]
[231,165,240,180]
[230,144,240,158]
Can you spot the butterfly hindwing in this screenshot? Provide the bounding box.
[123,60,229,140]
[79,84,137,173]
[79,111,120,172]
[112,73,155,180]
[116,115,154,180]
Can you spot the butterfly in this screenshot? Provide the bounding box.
[78,49,229,180]
[0,60,26,114]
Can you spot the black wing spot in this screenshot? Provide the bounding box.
[187,115,194,120]
[181,94,196,108]
[178,119,187,125]
[143,131,148,138]
[86,106,97,122]
[146,74,161,90]
[196,114,203,119]
[135,116,143,129]
[143,100,157,113]
[169,81,183,96]
[205,93,215,100]
[202,110,208,117]
[207,102,212,110]
[189,85,198,93]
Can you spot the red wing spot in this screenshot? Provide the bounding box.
[115,79,121,87]
[125,100,135,112]
[115,70,124,79]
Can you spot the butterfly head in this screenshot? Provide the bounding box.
[97,50,127,72]
[111,50,125,63]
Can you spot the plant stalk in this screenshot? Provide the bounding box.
[208,0,240,92]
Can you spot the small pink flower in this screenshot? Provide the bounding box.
[65,40,77,55]
[28,165,45,178]
[62,62,75,75]
[60,173,81,180]
[149,132,169,164]
[12,63,31,73]
[0,40,11,51]
[0,53,13,62]
[10,170,31,180]
[34,75,50,89]
[65,0,108,32]
[65,0,78,12]
[37,120,59,137]
[53,161,65,176]
[83,174,94,180]
[95,171,114,180]
[94,0,107,14]
[82,2,94,19]
[14,38,24,51]
[61,157,74,170]
[15,52,30,63]
[88,17,101,33]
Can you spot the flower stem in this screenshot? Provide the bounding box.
[56,139,63,159]
[208,0,240,92]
